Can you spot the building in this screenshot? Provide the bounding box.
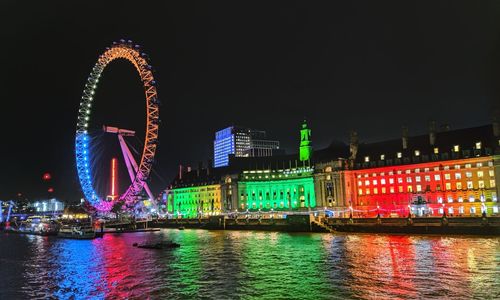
[166,120,499,218]
[213,126,280,167]
[341,124,500,217]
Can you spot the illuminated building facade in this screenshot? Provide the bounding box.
[213,126,280,167]
[237,167,316,211]
[170,184,222,218]
[343,124,500,217]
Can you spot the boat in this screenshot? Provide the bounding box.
[57,223,97,239]
[133,241,180,249]
[13,216,59,236]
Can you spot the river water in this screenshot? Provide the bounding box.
[0,229,499,299]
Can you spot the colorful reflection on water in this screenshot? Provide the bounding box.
[0,230,498,299]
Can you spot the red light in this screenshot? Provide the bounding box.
[48,187,54,193]
[42,173,52,181]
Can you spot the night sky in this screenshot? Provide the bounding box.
[1,1,499,202]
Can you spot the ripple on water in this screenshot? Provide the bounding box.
[0,231,499,299]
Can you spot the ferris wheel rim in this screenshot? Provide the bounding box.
[75,40,159,210]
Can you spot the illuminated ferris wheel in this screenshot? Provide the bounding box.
[75,40,160,211]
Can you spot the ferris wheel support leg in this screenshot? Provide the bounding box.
[6,201,13,222]
[118,135,156,202]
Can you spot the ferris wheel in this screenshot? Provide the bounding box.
[75,40,160,211]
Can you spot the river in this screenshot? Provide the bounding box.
[1,229,499,299]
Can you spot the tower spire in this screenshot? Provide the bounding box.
[299,119,312,162]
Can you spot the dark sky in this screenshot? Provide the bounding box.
[1,1,499,202]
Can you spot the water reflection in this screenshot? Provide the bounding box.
[0,231,498,299]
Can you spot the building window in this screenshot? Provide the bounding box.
[398,186,403,193]
[447,196,453,203]
[444,166,450,170]
[358,181,363,186]
[405,169,411,174]
[364,156,370,162]
[455,173,462,180]
[415,176,421,182]
[398,178,403,183]
[456,182,462,190]
[454,165,460,170]
[415,168,420,173]
[438,197,443,203]
[469,196,475,202]
[374,188,378,194]
[389,178,394,184]
[365,180,370,186]
[466,172,472,178]
[406,177,412,183]
[366,189,370,195]
[458,197,463,203]
[477,171,483,178]
[467,181,473,189]
[434,174,441,181]
[445,183,451,190]
[489,170,495,177]
[416,185,422,192]
[380,154,385,160]
[381,179,386,184]
[475,142,481,149]
[476,163,482,168]
[425,175,431,182]
[414,150,420,156]
[444,174,451,180]
[434,147,439,154]
[390,187,395,193]
[382,187,386,194]
[465,164,471,169]
[373,180,378,185]
[358,189,363,195]
[434,166,440,171]
[397,152,402,158]
[453,145,460,152]
[490,180,496,188]
[407,186,413,193]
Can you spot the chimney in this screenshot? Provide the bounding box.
[349,130,358,160]
[429,120,436,146]
[493,109,500,137]
[197,161,203,177]
[402,126,408,150]
[178,165,183,180]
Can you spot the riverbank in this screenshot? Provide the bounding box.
[149,215,500,235]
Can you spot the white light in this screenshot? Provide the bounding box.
[86,110,90,114]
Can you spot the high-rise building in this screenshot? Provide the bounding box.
[213,126,280,167]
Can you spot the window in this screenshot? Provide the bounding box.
[458,197,463,203]
[390,187,395,193]
[465,164,471,169]
[397,170,402,175]
[455,173,462,180]
[358,189,363,195]
[434,147,439,154]
[447,196,453,203]
[364,156,370,162]
[381,179,386,184]
[477,171,483,178]
[405,169,411,174]
[380,154,385,160]
[454,165,460,170]
[456,182,462,190]
[366,189,370,195]
[438,197,443,203]
[358,181,363,186]
[488,161,494,167]
[493,206,499,213]
[389,171,394,175]
[444,166,450,170]
[490,180,496,188]
[425,168,430,172]
[381,187,386,193]
[398,186,403,193]
[365,180,370,186]
[414,150,420,156]
[475,142,481,149]
[406,177,412,183]
[453,145,460,152]
[425,175,431,182]
[398,177,403,183]
[416,185,422,192]
[434,166,440,171]
[445,183,451,190]
[415,176,421,182]
[373,180,378,185]
[467,181,473,189]
[444,174,451,180]
[397,152,402,158]
[434,174,441,181]
[466,172,472,178]
[389,178,394,184]
[374,188,378,194]
[407,186,413,192]
[469,196,475,202]
[476,163,482,168]
[489,170,495,177]
[415,168,420,173]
